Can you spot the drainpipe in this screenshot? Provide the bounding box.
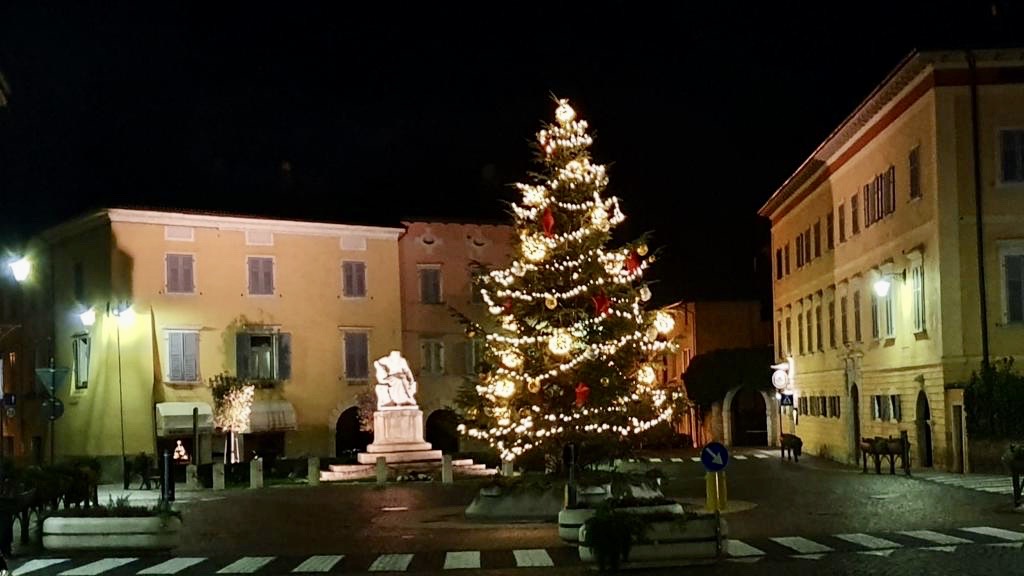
[967,50,990,370]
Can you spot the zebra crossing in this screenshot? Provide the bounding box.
[915,471,1016,496]
[626,450,775,465]
[11,526,1024,574]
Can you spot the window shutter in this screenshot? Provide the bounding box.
[277,333,291,380]
[1008,255,1024,323]
[182,332,198,381]
[437,342,445,373]
[343,263,353,296]
[236,333,251,378]
[344,334,356,377]
[167,255,180,293]
[169,332,184,381]
[263,259,274,294]
[357,263,366,296]
[248,259,260,294]
[182,256,194,293]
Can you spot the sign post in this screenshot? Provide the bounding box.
[700,441,729,512]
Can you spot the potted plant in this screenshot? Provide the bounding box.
[42,496,182,551]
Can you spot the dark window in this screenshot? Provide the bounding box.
[813,221,822,258]
[1006,254,1024,323]
[344,332,369,381]
[909,146,922,199]
[236,332,291,381]
[776,249,783,280]
[853,290,863,342]
[851,195,860,234]
[826,212,835,250]
[419,267,443,304]
[828,300,836,348]
[796,235,804,268]
[840,296,849,343]
[784,244,790,275]
[1001,129,1024,183]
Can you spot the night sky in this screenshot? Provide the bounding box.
[0,2,1019,301]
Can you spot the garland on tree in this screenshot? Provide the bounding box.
[456,99,680,462]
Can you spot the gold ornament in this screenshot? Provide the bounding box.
[639,286,652,302]
[637,365,656,385]
[545,295,557,309]
[493,379,516,399]
[500,350,522,369]
[648,255,657,264]
[555,99,576,124]
[637,244,648,256]
[528,381,541,393]
[548,330,573,356]
[600,376,610,385]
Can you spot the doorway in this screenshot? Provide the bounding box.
[425,409,460,454]
[916,391,933,468]
[335,407,372,459]
[849,384,861,464]
[731,387,768,446]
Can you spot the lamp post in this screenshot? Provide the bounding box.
[111,304,134,489]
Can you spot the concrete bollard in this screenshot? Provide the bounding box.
[213,462,225,491]
[376,457,388,486]
[185,464,199,490]
[442,454,453,484]
[250,458,264,489]
[308,456,320,486]
[501,460,514,477]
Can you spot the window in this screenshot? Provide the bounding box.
[840,296,849,343]
[419,266,443,304]
[776,319,782,357]
[883,289,895,338]
[870,293,880,340]
[1000,129,1024,183]
[236,332,291,381]
[421,339,445,374]
[342,261,367,298]
[73,262,85,302]
[851,195,860,234]
[796,235,804,268]
[909,146,922,199]
[785,316,792,355]
[464,338,485,375]
[797,313,804,355]
[776,249,783,280]
[807,305,815,353]
[828,300,836,348]
[784,244,790,275]
[799,396,808,415]
[815,304,823,352]
[804,229,812,263]
[166,254,195,294]
[826,212,834,250]
[853,290,863,342]
[1006,253,1024,323]
[167,331,199,382]
[247,257,274,295]
[911,264,925,332]
[872,395,891,421]
[343,332,369,382]
[864,167,897,226]
[890,394,902,422]
[838,204,846,242]
[72,334,89,390]
[813,221,822,258]
[469,265,486,304]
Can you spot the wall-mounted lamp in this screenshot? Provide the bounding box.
[109,302,135,328]
[8,256,30,283]
[79,307,96,327]
[872,267,905,298]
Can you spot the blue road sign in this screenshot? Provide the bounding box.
[701,441,729,472]
[780,394,794,407]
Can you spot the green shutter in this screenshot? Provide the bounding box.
[236,333,250,378]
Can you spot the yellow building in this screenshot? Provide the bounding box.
[396,221,513,453]
[760,49,1024,471]
[40,208,404,479]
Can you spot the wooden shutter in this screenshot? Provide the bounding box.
[356,263,366,296]
[182,332,198,381]
[262,259,274,294]
[277,333,291,380]
[248,259,260,294]
[169,332,184,381]
[167,255,181,293]
[182,255,194,293]
[343,262,353,296]
[236,333,251,378]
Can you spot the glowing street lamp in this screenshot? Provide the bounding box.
[79,307,96,327]
[8,257,30,283]
[873,277,892,298]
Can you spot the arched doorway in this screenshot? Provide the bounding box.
[916,391,933,467]
[335,407,372,458]
[848,384,861,464]
[731,387,768,446]
[425,409,460,454]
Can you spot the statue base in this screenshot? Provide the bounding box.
[357,408,443,464]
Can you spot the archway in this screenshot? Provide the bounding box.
[335,407,372,458]
[425,409,460,454]
[848,384,861,464]
[916,391,933,468]
[730,387,768,446]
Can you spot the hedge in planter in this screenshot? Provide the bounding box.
[43,498,183,551]
[580,505,724,571]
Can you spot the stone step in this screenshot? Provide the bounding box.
[451,459,475,466]
[455,463,487,470]
[328,464,375,473]
[321,469,375,482]
[456,468,498,477]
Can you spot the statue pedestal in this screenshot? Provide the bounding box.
[357,408,442,464]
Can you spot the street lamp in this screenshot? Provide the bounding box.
[111,303,134,489]
[79,307,96,327]
[8,257,29,283]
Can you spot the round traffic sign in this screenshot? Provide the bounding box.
[700,441,729,472]
[772,369,789,390]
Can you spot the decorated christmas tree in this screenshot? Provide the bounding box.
[457,99,679,464]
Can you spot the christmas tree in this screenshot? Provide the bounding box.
[457,99,679,464]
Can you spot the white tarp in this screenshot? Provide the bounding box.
[155,402,214,437]
[246,400,297,433]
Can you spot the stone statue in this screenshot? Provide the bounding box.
[374,350,418,409]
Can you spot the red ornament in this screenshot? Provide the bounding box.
[575,382,591,407]
[592,291,611,316]
[625,252,640,274]
[541,207,555,238]
[502,298,514,313]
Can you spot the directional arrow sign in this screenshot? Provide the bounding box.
[700,441,729,472]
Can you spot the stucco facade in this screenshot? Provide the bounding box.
[41,209,403,477]
[760,49,1024,471]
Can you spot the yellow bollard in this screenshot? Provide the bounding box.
[717,471,728,511]
[705,471,728,512]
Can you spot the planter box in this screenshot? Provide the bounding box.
[579,515,727,567]
[43,516,182,551]
[465,485,563,522]
[558,502,684,543]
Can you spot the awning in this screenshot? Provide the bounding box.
[245,400,297,433]
[155,402,214,437]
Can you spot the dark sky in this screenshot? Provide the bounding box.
[0,1,1019,301]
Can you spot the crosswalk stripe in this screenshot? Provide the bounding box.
[443,552,479,570]
[753,454,769,459]
[60,559,137,576]
[771,536,832,554]
[962,527,1024,541]
[670,457,684,462]
[734,455,748,460]
[690,457,701,462]
[216,557,275,573]
[979,486,1015,494]
[648,457,662,462]
[835,533,901,549]
[900,530,972,545]
[513,549,553,567]
[792,553,826,560]
[727,539,766,557]
[368,554,414,572]
[924,545,957,553]
[291,556,344,573]
[859,550,895,557]
[15,559,70,576]
[138,558,206,575]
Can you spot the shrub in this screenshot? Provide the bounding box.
[964,358,1024,439]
